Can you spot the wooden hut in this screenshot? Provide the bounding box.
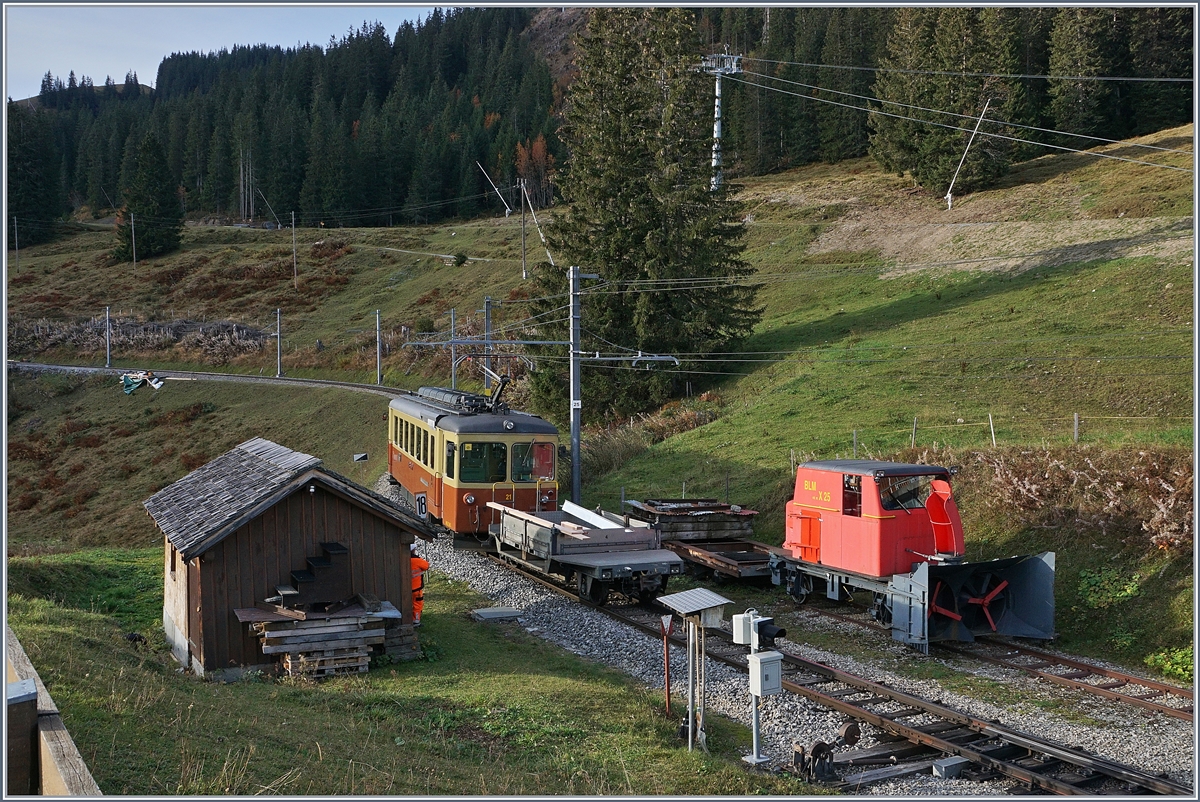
[145,437,434,680]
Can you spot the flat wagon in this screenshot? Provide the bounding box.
[623,498,778,580]
[487,500,684,604]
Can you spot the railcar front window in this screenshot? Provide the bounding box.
[512,442,555,482]
[879,475,937,511]
[460,442,508,483]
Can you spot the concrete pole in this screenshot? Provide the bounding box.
[569,266,582,504]
[711,73,724,190]
[450,308,457,390]
[276,308,282,377]
[131,212,137,267]
[520,179,527,280]
[11,217,18,273]
[483,296,493,391]
[376,309,382,385]
[105,307,111,368]
[292,211,297,289]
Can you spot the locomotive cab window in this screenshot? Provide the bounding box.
[879,474,937,511]
[842,474,862,517]
[512,442,555,482]
[460,442,508,483]
[445,442,456,479]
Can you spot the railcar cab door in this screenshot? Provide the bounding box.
[837,472,875,574]
[512,440,557,512]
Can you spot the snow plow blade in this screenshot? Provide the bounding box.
[890,552,1055,651]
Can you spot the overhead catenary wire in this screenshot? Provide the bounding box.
[724,73,1194,173]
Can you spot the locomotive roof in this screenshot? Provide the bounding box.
[801,459,950,477]
[389,393,558,436]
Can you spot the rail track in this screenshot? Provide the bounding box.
[18,360,1190,792]
[801,603,1194,723]
[487,556,1192,795]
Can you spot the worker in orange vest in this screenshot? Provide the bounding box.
[410,543,429,626]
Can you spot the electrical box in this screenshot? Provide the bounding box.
[747,650,783,696]
[732,612,754,645]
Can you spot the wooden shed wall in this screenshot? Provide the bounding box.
[195,484,414,672]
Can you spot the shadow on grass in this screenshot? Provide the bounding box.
[741,252,1183,364]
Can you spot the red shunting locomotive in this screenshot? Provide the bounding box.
[770,460,1055,651]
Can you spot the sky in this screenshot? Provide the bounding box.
[4,4,436,101]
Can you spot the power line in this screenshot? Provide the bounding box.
[741,69,1194,156]
[744,55,1194,84]
[725,73,1194,173]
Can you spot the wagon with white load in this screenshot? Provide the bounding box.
[486,500,684,604]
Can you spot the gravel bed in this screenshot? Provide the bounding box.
[384,480,1195,795]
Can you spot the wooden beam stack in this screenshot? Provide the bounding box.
[252,615,385,677]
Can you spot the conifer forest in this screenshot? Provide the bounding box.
[7,6,1193,249]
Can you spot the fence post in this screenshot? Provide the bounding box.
[911,418,918,448]
[105,307,111,368]
[853,429,857,458]
[989,413,996,447]
[1074,413,1079,444]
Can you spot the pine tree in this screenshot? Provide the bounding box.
[1047,8,1119,140]
[529,8,759,421]
[7,101,64,245]
[1126,7,1193,135]
[870,8,1021,195]
[113,132,183,261]
[869,7,936,179]
[785,7,830,165]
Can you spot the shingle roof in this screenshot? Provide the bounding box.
[144,437,432,558]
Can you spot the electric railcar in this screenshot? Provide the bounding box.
[387,382,560,537]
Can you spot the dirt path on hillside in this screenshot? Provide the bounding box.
[739,130,1194,276]
[821,215,1193,276]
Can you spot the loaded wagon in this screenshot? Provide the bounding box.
[487,501,684,604]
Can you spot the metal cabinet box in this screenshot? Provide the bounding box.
[747,650,783,696]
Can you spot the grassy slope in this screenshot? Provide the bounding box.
[7,371,391,553]
[7,563,821,796]
[5,124,1193,724]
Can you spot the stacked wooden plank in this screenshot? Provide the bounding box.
[624,499,759,541]
[282,648,369,677]
[252,615,385,677]
[382,620,419,659]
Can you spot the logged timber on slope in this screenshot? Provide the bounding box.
[386,381,560,539]
[770,460,1056,652]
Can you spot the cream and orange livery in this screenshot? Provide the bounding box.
[387,383,559,536]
